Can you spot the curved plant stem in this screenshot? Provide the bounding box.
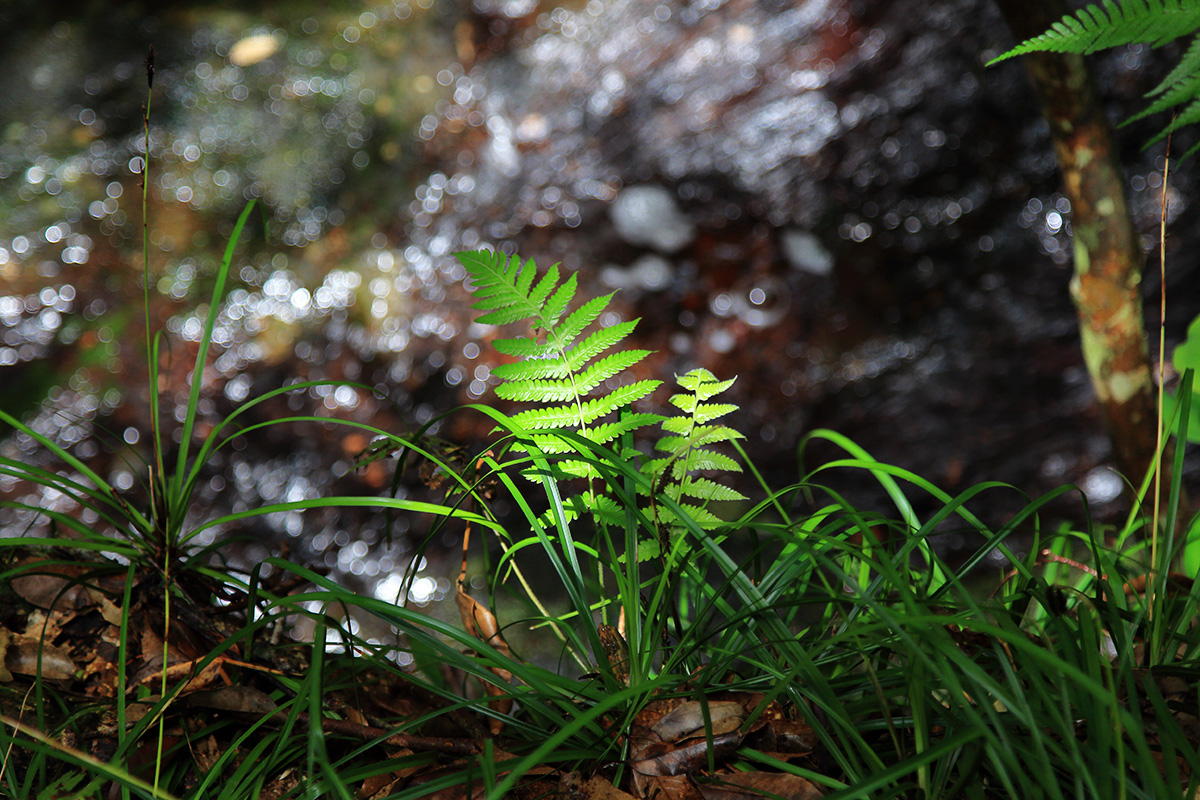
[1151,129,1171,614]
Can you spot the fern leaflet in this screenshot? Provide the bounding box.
[989,1,1200,60]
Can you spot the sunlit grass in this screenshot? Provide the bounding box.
[4,373,1200,798]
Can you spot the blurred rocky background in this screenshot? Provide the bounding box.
[2,0,1197,605]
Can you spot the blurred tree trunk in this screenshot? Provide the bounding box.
[995,0,1170,503]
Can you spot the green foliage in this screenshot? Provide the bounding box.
[455,250,752,571]
[9,241,1200,798]
[990,0,1200,58]
[631,368,748,560]
[455,250,663,477]
[9,71,1200,800]
[989,0,1200,158]
[1166,316,1200,446]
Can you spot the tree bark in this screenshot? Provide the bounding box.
[994,0,1165,499]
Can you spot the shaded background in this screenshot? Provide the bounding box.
[2,0,1198,612]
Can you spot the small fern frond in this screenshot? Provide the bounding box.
[458,251,751,559]
[638,369,747,552]
[989,0,1200,63]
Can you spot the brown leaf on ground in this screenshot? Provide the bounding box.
[580,774,640,800]
[696,771,824,800]
[189,731,222,774]
[184,684,279,715]
[651,701,745,741]
[4,639,76,680]
[455,582,514,732]
[618,691,815,798]
[631,771,707,800]
[554,772,640,800]
[9,559,127,611]
[0,627,12,682]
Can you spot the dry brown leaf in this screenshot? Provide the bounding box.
[576,774,640,800]
[455,580,514,732]
[4,640,76,680]
[631,771,706,800]
[454,587,512,659]
[11,570,91,610]
[190,732,222,774]
[696,771,825,800]
[766,719,819,755]
[652,701,745,741]
[0,628,12,683]
[87,588,125,627]
[19,609,67,643]
[184,684,279,716]
[631,731,745,778]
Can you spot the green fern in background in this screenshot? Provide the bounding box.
[990,0,1200,158]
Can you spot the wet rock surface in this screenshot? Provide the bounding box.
[3,0,1199,588]
[414,0,1200,531]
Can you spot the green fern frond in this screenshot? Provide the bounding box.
[640,368,748,558]
[1126,39,1200,128]
[678,369,738,399]
[1145,29,1200,96]
[989,0,1200,62]
[574,351,654,393]
[557,294,613,343]
[664,401,738,427]
[675,476,747,502]
[511,404,587,430]
[587,414,666,445]
[1128,35,1200,153]
[494,379,579,403]
[458,251,750,565]
[492,338,558,359]
[456,249,663,482]
[988,1,1200,158]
